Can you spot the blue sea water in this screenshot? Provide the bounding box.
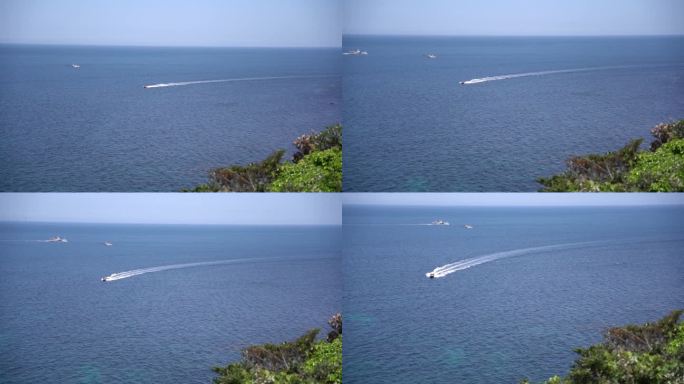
[0,223,341,383]
[0,45,340,191]
[343,36,684,191]
[342,204,684,383]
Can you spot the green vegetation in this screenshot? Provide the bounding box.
[538,120,684,192]
[187,124,342,192]
[212,314,342,384]
[521,310,684,384]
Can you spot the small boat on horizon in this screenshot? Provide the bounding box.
[428,272,435,279]
[464,224,473,229]
[425,53,437,59]
[431,219,450,226]
[71,64,80,69]
[104,241,113,246]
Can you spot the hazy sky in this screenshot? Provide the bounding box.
[0,0,341,47]
[0,194,341,225]
[344,0,684,36]
[343,193,684,206]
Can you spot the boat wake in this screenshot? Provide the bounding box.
[143,74,336,89]
[101,255,329,282]
[426,241,604,278]
[460,66,631,85]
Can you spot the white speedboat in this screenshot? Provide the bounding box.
[431,220,450,226]
[464,224,473,229]
[47,236,68,243]
[104,241,113,246]
[343,49,368,56]
[425,54,437,59]
[428,272,435,279]
[71,64,80,69]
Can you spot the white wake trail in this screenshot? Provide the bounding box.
[460,66,631,85]
[102,255,327,282]
[143,74,336,89]
[426,241,604,278]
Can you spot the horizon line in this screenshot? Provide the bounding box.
[0,41,343,49]
[0,220,341,226]
[343,33,684,38]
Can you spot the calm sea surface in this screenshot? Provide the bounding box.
[0,45,340,191]
[343,205,684,383]
[343,36,684,191]
[0,223,341,383]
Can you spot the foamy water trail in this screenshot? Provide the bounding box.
[102,255,328,282]
[426,241,604,278]
[143,75,337,89]
[461,66,632,85]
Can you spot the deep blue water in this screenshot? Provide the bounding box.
[343,205,684,383]
[0,45,340,191]
[0,223,341,383]
[343,36,684,191]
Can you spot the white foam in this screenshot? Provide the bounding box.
[143,75,336,89]
[426,241,604,278]
[102,255,327,282]
[460,66,632,85]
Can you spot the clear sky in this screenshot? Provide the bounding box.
[343,193,684,206]
[0,0,341,47]
[344,0,684,36]
[0,194,341,225]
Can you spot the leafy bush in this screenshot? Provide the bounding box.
[188,125,342,192]
[538,120,684,192]
[269,148,342,192]
[650,120,684,151]
[293,124,342,161]
[521,310,684,384]
[213,314,342,384]
[627,139,684,192]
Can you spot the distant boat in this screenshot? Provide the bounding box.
[104,241,113,246]
[71,64,80,69]
[428,272,435,279]
[343,49,368,56]
[425,54,437,59]
[431,220,450,226]
[464,225,473,229]
[47,236,68,243]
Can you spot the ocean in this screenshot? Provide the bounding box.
[342,204,684,383]
[0,45,340,191]
[342,35,684,191]
[0,223,341,383]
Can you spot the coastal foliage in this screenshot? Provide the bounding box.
[188,124,342,192]
[521,310,684,384]
[212,314,342,384]
[538,120,684,192]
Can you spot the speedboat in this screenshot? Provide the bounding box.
[47,236,68,243]
[425,54,437,59]
[71,64,80,69]
[464,224,473,229]
[428,273,435,279]
[104,242,113,246]
[343,49,368,56]
[431,220,450,226]
[459,81,466,85]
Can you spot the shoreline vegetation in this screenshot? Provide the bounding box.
[538,120,684,192]
[212,313,342,384]
[522,310,684,384]
[187,124,342,192]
